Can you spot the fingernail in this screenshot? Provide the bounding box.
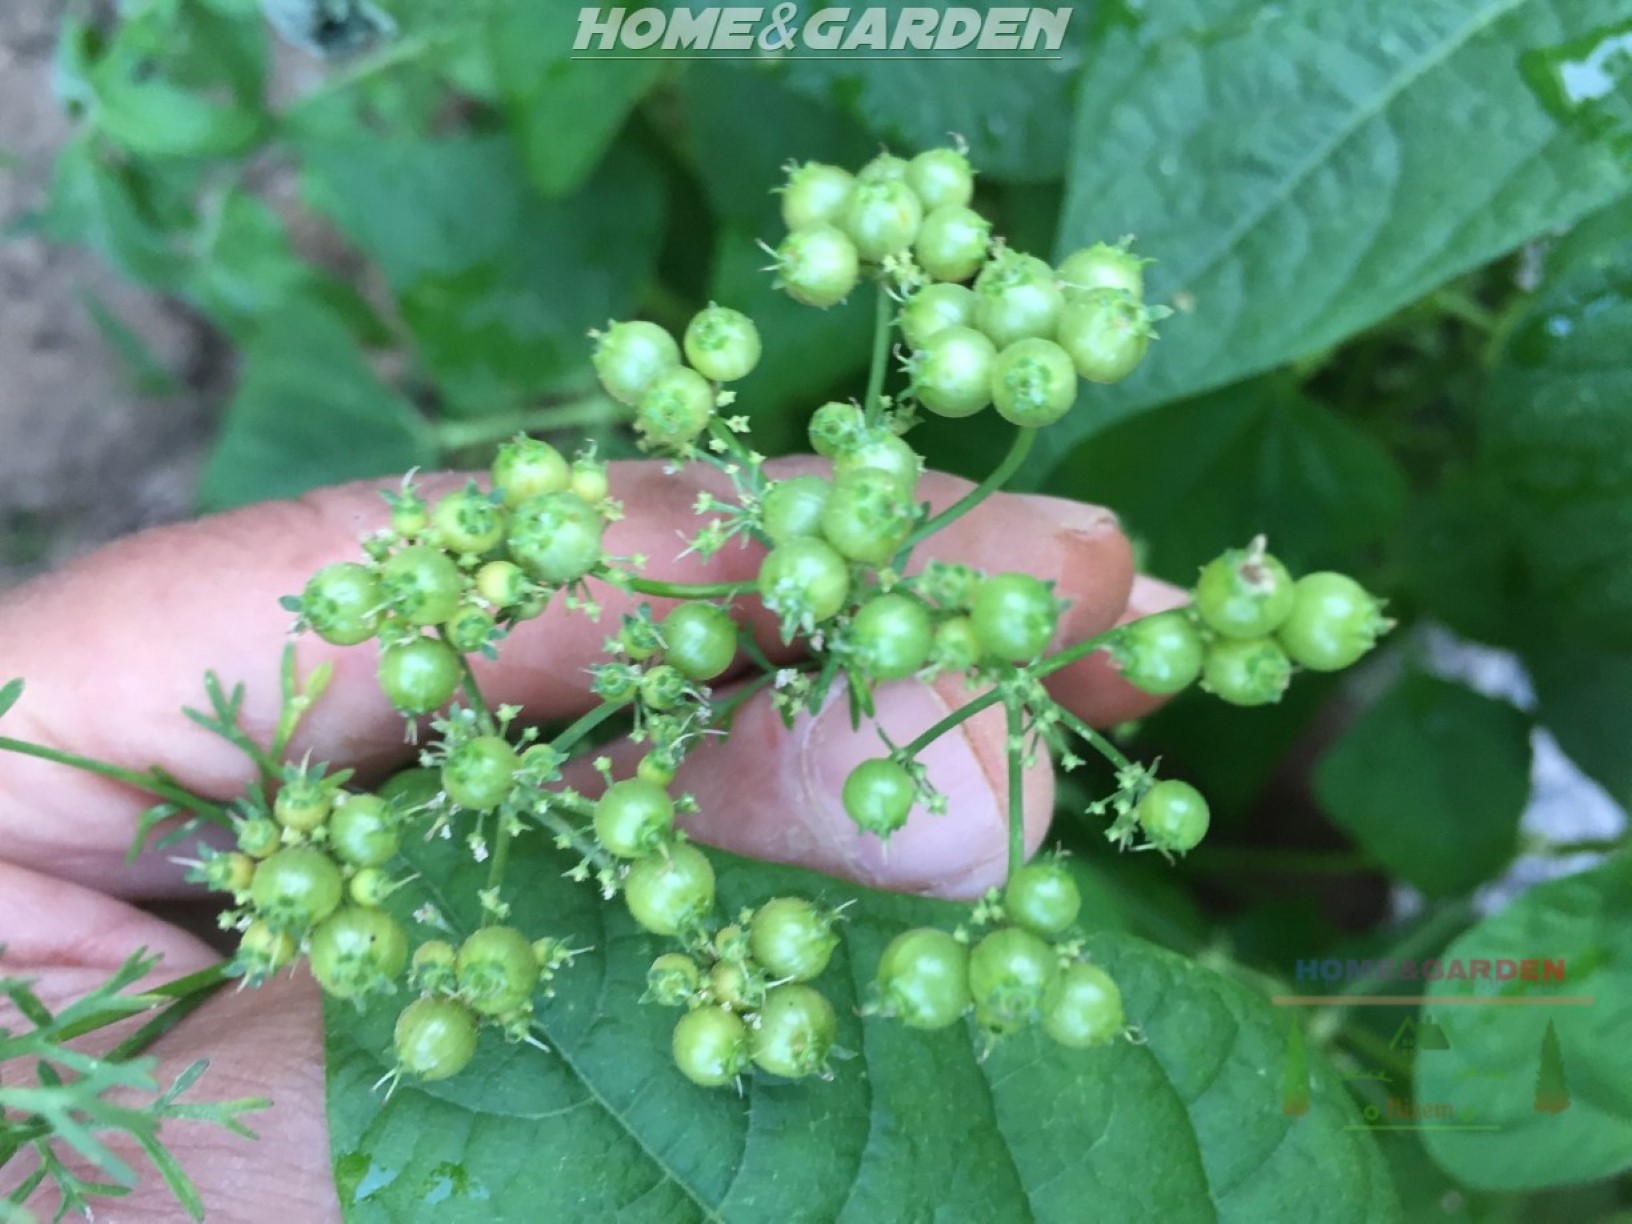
[1022,494,1120,540]
[798,680,1008,895]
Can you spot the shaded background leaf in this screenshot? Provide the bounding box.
[1314,673,1533,898]
[198,307,434,510]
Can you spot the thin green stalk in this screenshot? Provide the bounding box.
[0,738,229,827]
[1429,288,1499,333]
[862,280,894,426]
[529,806,612,872]
[900,426,1036,552]
[551,697,632,757]
[434,397,625,454]
[441,633,493,731]
[55,963,233,1046]
[1033,627,1118,680]
[707,670,780,732]
[486,817,513,893]
[896,628,1120,760]
[290,32,439,109]
[1051,703,1133,773]
[623,576,755,600]
[901,686,1004,757]
[1004,693,1026,879]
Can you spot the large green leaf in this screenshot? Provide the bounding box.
[328,835,1397,1221]
[1041,0,1632,465]
[676,61,877,235]
[1479,202,1632,651]
[780,2,1093,182]
[198,308,435,510]
[491,7,660,198]
[299,134,664,415]
[1052,377,1407,584]
[1314,673,1533,897]
[1416,854,1632,1189]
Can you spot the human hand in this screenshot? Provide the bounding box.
[0,459,1181,1221]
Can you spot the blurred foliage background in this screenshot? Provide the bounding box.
[5,0,1632,1213]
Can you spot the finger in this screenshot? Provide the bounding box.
[129,974,335,1224]
[0,862,336,1223]
[577,674,1054,901]
[0,461,1130,894]
[0,861,217,988]
[692,677,1052,899]
[1042,574,1194,726]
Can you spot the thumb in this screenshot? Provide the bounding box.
[672,677,1053,900]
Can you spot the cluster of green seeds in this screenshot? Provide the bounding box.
[188,145,1393,1092]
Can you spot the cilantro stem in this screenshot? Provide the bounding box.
[622,577,755,600]
[707,669,780,732]
[440,632,494,732]
[896,628,1119,760]
[1050,703,1134,773]
[487,814,513,893]
[0,738,229,827]
[863,279,893,426]
[899,425,1036,554]
[900,686,1004,757]
[434,396,626,455]
[1034,626,1118,679]
[551,697,631,757]
[1004,692,1026,880]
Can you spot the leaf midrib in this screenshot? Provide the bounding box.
[411,858,725,1221]
[1149,0,1531,293]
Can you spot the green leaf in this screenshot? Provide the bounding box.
[1525,643,1632,810]
[1415,854,1632,1189]
[491,7,660,198]
[83,2,268,160]
[327,833,1398,1221]
[299,133,664,415]
[80,293,184,396]
[193,189,384,342]
[1051,378,1407,583]
[0,679,22,721]
[1043,0,1632,463]
[1396,472,1543,652]
[90,66,264,160]
[781,3,1092,181]
[198,307,434,510]
[40,137,190,289]
[1137,676,1337,826]
[1478,200,1632,650]
[675,61,876,234]
[706,228,873,452]
[1314,673,1533,897]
